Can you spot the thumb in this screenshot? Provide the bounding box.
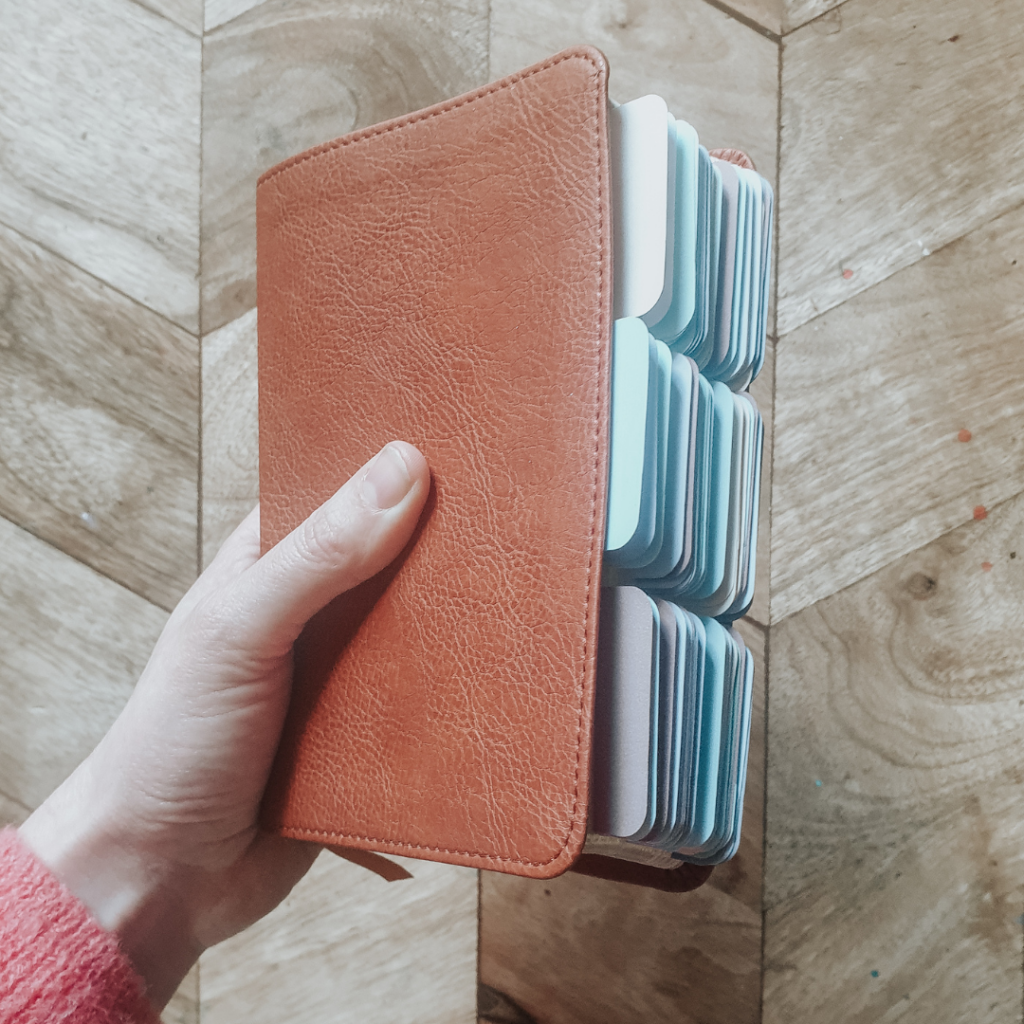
[228,441,430,651]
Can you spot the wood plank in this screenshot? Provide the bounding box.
[719,0,784,36]
[763,489,1024,1023]
[479,619,766,1024]
[491,0,778,189]
[139,0,203,35]
[0,223,199,611]
[201,852,477,1024]
[202,308,258,568]
[771,200,1024,622]
[0,791,31,830]
[777,0,1024,335]
[0,517,167,810]
[163,966,200,1024]
[0,0,200,331]
[781,0,847,33]
[201,0,489,334]
[204,0,262,31]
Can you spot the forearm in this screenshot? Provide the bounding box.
[0,826,161,1023]
[19,760,201,1011]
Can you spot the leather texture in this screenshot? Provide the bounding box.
[258,47,611,878]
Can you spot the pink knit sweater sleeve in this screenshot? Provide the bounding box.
[0,828,159,1024]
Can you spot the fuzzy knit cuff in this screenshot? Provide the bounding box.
[0,827,158,1023]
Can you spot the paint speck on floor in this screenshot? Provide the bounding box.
[974,505,988,521]
[815,779,822,787]
[842,268,854,280]
[982,562,993,572]
[958,428,972,442]
[871,970,879,978]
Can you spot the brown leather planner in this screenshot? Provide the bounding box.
[257,45,704,888]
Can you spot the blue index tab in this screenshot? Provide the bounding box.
[751,177,774,382]
[670,614,726,848]
[720,168,759,387]
[650,119,699,344]
[690,381,734,601]
[643,370,713,596]
[676,630,754,865]
[639,598,684,846]
[721,394,764,622]
[604,318,649,562]
[704,160,738,376]
[631,337,672,570]
[675,146,716,360]
[633,355,695,580]
[688,391,747,617]
[605,325,664,570]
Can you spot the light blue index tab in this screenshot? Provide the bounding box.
[673,614,726,848]
[650,119,699,343]
[605,318,649,559]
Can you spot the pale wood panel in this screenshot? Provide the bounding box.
[0,791,31,829]
[479,619,766,1024]
[0,0,201,332]
[201,0,489,334]
[481,866,761,1024]
[205,0,262,30]
[0,517,167,810]
[0,223,200,611]
[777,0,1024,336]
[721,0,784,36]
[491,0,778,189]
[732,616,766,912]
[763,490,1024,1023]
[202,308,258,568]
[201,852,477,1023]
[139,0,204,35]
[781,0,847,33]
[163,966,200,1024]
[771,201,1024,622]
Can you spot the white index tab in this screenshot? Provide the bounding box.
[610,95,669,320]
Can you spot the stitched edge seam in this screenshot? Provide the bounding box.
[268,50,608,870]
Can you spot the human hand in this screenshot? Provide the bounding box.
[19,441,430,1010]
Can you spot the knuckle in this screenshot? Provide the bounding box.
[183,591,240,652]
[296,504,361,570]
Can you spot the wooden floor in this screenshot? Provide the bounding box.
[2,0,1022,1020]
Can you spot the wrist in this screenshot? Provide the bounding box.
[19,760,203,1010]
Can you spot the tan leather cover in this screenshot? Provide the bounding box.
[257,47,611,878]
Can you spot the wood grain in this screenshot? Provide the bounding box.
[781,0,847,33]
[201,852,477,1024]
[201,0,489,334]
[0,517,167,810]
[763,489,1024,1023]
[479,618,766,1024]
[0,223,200,611]
[719,0,784,36]
[140,0,203,35]
[491,0,778,190]
[771,201,1024,622]
[777,0,1024,335]
[204,0,262,31]
[0,790,31,829]
[202,307,258,567]
[0,0,200,332]
[163,966,200,1024]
